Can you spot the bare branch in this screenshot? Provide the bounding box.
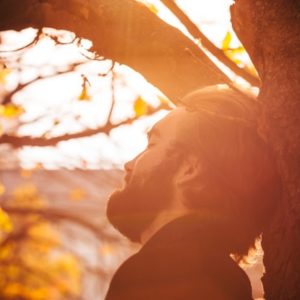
[0,0,230,102]
[2,205,117,240]
[0,104,170,147]
[1,61,86,105]
[160,0,260,87]
[0,220,34,248]
[0,28,42,53]
[107,62,116,123]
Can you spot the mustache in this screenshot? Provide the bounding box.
[124,172,131,184]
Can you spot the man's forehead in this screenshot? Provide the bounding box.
[148,107,189,138]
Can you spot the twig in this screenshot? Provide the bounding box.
[107,62,116,123]
[0,29,42,53]
[0,104,169,147]
[1,62,85,105]
[160,0,260,87]
[1,205,114,239]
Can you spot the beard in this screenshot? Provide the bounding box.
[106,164,174,243]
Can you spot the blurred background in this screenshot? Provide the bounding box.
[0,1,263,299]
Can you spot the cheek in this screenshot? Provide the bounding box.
[134,148,165,173]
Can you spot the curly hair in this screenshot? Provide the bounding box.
[176,85,281,261]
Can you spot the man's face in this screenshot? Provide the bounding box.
[106,108,188,242]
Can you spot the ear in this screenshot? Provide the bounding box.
[175,154,204,187]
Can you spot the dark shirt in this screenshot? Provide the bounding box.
[105,214,253,300]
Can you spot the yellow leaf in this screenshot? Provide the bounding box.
[20,169,33,179]
[0,104,24,118]
[34,162,43,170]
[224,50,243,65]
[139,1,158,14]
[0,182,5,195]
[222,31,232,50]
[148,3,158,14]
[0,244,12,260]
[69,188,86,201]
[134,97,148,117]
[28,223,55,240]
[0,68,11,84]
[230,46,246,55]
[78,86,91,101]
[3,283,22,297]
[13,184,38,200]
[24,287,48,299]
[0,207,13,233]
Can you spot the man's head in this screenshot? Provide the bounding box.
[106,108,187,242]
[107,86,281,258]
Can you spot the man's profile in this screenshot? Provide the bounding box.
[105,86,281,300]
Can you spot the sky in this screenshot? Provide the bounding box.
[0,0,253,170]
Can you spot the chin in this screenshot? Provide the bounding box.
[106,175,172,242]
[106,161,175,241]
[106,186,154,243]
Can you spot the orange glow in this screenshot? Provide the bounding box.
[0,1,255,170]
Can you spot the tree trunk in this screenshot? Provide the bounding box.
[231,1,300,299]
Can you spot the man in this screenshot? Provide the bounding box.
[105,86,281,300]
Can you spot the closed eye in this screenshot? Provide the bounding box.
[148,143,156,148]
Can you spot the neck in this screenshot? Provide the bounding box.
[140,207,190,245]
[140,208,227,245]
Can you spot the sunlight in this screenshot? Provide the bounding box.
[0,2,281,299]
[0,0,253,170]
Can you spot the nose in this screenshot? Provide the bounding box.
[124,155,137,172]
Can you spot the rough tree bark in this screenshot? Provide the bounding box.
[0,0,299,299]
[231,1,300,299]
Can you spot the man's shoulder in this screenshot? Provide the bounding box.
[105,215,253,300]
[105,246,253,300]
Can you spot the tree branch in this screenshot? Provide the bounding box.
[2,205,116,240]
[0,0,230,102]
[0,28,42,53]
[1,61,85,105]
[160,0,260,87]
[0,104,170,147]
